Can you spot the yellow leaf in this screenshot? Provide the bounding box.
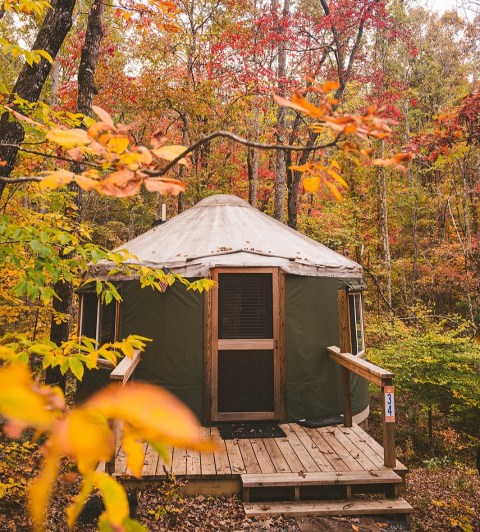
[143,177,186,195]
[323,167,348,189]
[55,410,113,473]
[324,180,344,201]
[29,445,61,532]
[122,427,145,478]
[94,472,129,527]
[107,135,130,154]
[152,145,189,165]
[46,128,91,148]
[302,176,321,193]
[86,383,215,451]
[288,163,311,173]
[330,159,341,170]
[0,364,57,430]
[39,170,75,191]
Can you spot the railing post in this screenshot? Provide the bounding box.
[341,367,353,427]
[337,290,353,427]
[105,350,141,475]
[381,377,396,468]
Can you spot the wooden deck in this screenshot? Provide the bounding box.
[113,422,406,481]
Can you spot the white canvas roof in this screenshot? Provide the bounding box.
[95,194,362,279]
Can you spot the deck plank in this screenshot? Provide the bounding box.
[343,426,385,469]
[210,427,232,475]
[156,445,174,476]
[198,427,216,477]
[319,427,364,471]
[350,424,406,471]
[263,438,291,473]
[225,439,246,474]
[186,448,202,476]
[250,439,276,473]
[244,498,413,517]
[335,427,379,471]
[274,432,305,473]
[289,424,335,472]
[281,425,319,473]
[171,448,188,476]
[237,439,261,474]
[141,443,158,477]
[301,427,349,472]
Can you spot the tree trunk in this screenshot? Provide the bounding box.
[0,0,76,199]
[377,148,392,308]
[247,105,260,208]
[273,0,290,222]
[77,0,104,117]
[47,0,105,391]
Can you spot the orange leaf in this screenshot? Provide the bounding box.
[92,106,115,129]
[273,93,324,119]
[322,81,341,92]
[100,179,142,197]
[102,168,135,186]
[66,147,83,162]
[86,383,215,451]
[144,177,186,195]
[74,175,100,192]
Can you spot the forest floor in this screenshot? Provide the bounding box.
[0,431,479,532]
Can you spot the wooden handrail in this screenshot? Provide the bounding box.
[110,350,142,386]
[327,345,396,469]
[327,346,393,387]
[106,349,141,474]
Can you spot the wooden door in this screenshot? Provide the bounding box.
[205,268,283,422]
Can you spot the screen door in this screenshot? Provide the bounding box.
[209,268,281,421]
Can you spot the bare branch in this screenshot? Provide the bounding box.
[144,130,343,177]
[0,176,42,184]
[0,144,101,168]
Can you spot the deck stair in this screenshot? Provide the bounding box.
[241,470,412,523]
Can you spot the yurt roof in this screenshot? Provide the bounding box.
[94,194,362,279]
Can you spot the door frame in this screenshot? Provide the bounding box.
[203,267,286,423]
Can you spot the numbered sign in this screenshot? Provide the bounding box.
[384,386,395,422]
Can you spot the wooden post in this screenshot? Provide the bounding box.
[105,350,141,475]
[338,290,353,427]
[382,378,396,468]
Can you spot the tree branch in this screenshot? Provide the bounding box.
[0,144,101,168]
[144,130,343,177]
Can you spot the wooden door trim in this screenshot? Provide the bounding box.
[206,267,283,423]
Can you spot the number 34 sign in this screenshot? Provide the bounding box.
[384,386,395,422]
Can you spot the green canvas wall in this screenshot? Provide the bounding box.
[120,280,204,420]
[285,275,369,421]
[77,275,369,424]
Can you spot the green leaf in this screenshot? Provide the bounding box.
[69,357,85,381]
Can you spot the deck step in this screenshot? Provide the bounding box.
[241,470,402,488]
[243,497,413,517]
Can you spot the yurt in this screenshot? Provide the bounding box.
[77,194,369,425]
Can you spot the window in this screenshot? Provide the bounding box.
[218,273,273,339]
[79,293,119,344]
[348,292,365,356]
